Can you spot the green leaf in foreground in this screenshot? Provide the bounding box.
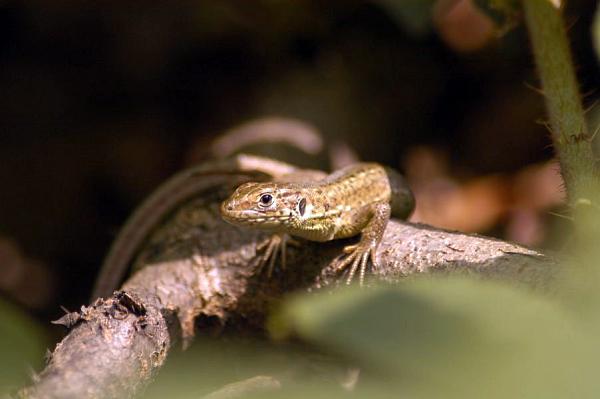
[593,2,600,62]
[272,277,598,398]
[0,299,46,395]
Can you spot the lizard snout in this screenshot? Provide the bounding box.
[220,199,235,218]
[220,198,249,224]
[221,197,233,207]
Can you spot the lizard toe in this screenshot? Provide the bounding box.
[255,233,294,277]
[336,240,380,286]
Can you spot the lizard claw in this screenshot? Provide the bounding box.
[342,244,358,254]
[334,241,379,286]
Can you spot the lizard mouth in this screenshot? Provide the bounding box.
[223,211,291,225]
[220,202,292,226]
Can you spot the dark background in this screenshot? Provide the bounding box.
[0,0,597,326]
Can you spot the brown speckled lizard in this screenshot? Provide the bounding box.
[220,163,415,285]
[91,156,414,299]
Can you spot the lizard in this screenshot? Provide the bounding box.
[90,155,414,299]
[220,163,415,285]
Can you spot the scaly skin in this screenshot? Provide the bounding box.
[220,163,415,285]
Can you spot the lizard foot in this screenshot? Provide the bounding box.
[256,234,299,277]
[334,241,378,286]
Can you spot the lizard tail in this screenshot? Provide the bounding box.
[385,167,415,220]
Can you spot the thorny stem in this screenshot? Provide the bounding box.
[523,1,600,300]
[522,0,600,211]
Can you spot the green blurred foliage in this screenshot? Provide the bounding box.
[148,269,600,398]
[145,336,352,399]
[593,3,600,62]
[0,300,46,396]
[272,277,597,398]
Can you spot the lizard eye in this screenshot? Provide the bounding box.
[258,193,274,207]
[297,197,306,216]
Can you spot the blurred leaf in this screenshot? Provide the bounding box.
[273,277,598,398]
[474,0,521,35]
[0,299,46,394]
[375,0,436,37]
[594,3,600,62]
[146,337,351,399]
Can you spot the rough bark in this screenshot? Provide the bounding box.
[18,169,558,399]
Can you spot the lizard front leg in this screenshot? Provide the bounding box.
[334,202,391,285]
[256,233,300,277]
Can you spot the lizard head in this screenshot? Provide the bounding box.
[221,182,307,230]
